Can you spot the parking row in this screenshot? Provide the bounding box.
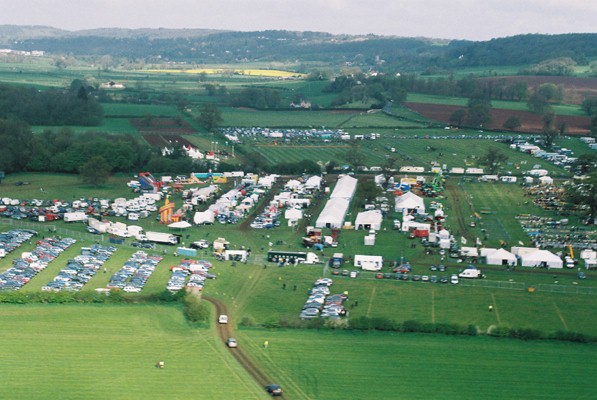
[166,259,215,292]
[0,235,76,290]
[42,244,117,292]
[1,229,37,259]
[106,251,162,293]
[300,278,348,320]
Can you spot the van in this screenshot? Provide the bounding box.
[458,268,483,279]
[218,315,228,324]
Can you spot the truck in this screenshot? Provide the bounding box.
[143,231,179,245]
[63,211,87,223]
[330,253,344,268]
[267,250,319,265]
[458,267,484,279]
[87,217,108,234]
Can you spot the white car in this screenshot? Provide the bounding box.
[450,274,459,284]
[218,314,228,324]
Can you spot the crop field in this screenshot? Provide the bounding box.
[220,107,362,128]
[239,329,597,400]
[0,304,264,400]
[146,68,307,78]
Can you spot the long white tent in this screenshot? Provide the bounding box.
[315,175,357,229]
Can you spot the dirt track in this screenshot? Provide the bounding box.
[204,296,288,398]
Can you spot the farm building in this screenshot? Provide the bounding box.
[354,210,383,231]
[480,248,517,266]
[354,255,383,271]
[511,247,563,269]
[395,192,425,214]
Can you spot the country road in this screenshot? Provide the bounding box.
[204,296,289,399]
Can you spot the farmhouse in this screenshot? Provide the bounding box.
[354,255,383,271]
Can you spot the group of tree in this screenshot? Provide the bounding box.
[0,81,103,126]
[449,95,493,128]
[323,73,407,107]
[581,96,597,134]
[229,87,282,109]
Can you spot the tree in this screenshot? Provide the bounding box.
[573,154,597,174]
[197,103,223,131]
[566,173,597,225]
[479,147,508,174]
[449,109,467,126]
[79,156,111,186]
[343,140,366,171]
[467,97,492,127]
[355,179,382,208]
[503,115,521,131]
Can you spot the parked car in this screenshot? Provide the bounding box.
[450,274,459,284]
[265,384,283,396]
[578,271,587,280]
[218,314,228,324]
[190,240,210,249]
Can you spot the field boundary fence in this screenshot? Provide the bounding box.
[459,279,526,290]
[536,284,597,295]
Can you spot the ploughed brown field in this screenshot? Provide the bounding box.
[404,102,592,135]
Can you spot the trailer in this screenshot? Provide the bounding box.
[144,231,179,245]
[63,211,87,223]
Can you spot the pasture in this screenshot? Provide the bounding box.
[0,304,265,400]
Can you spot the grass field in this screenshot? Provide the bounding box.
[406,93,586,117]
[240,329,597,400]
[0,304,265,400]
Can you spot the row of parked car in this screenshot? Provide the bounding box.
[376,272,460,284]
[42,244,117,292]
[106,251,162,293]
[166,259,215,292]
[0,232,75,290]
[0,229,36,257]
[300,278,348,320]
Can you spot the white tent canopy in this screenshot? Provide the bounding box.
[316,198,350,228]
[168,221,192,229]
[511,247,563,269]
[480,248,517,266]
[193,210,215,225]
[355,210,383,231]
[354,255,384,271]
[395,191,425,214]
[330,175,358,199]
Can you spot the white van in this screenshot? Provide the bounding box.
[458,269,483,279]
[218,315,228,324]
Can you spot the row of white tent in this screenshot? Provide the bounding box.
[315,175,358,229]
[465,246,596,269]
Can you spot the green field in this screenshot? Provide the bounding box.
[0,304,265,400]
[239,329,597,400]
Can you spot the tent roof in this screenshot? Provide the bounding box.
[395,191,425,210]
[355,210,383,226]
[330,175,358,199]
[316,198,350,228]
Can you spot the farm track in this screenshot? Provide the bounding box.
[445,180,470,239]
[204,296,290,398]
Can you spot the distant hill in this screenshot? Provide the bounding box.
[1,25,595,72]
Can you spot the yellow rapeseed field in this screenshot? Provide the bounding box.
[147,68,305,78]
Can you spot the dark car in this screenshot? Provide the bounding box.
[265,384,283,396]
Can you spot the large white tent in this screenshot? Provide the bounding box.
[395,191,425,214]
[511,247,563,269]
[315,198,350,228]
[193,210,215,225]
[315,175,357,229]
[480,248,517,266]
[330,175,358,199]
[305,176,323,190]
[354,209,383,231]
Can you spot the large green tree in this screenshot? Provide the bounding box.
[197,103,223,131]
[566,174,597,225]
[79,156,112,186]
[480,147,508,174]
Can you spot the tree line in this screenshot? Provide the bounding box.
[0,81,103,126]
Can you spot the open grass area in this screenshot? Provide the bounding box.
[239,329,597,400]
[406,93,585,116]
[0,304,265,400]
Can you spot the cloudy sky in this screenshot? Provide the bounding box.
[1,0,595,40]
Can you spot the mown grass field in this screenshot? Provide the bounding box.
[239,329,597,400]
[0,304,265,400]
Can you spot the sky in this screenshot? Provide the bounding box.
[1,0,595,41]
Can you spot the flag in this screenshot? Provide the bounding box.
[461,236,467,245]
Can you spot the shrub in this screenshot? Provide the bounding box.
[183,295,209,323]
[509,328,543,341]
